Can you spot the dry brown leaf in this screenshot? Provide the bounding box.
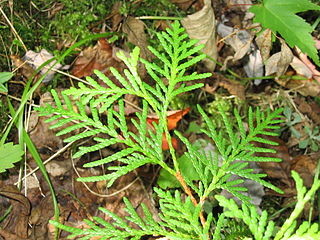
[170,0,203,10]
[0,229,26,240]
[276,73,320,97]
[218,76,245,100]
[290,57,313,79]
[28,91,77,160]
[181,0,217,71]
[29,195,55,239]
[255,28,272,62]
[227,0,253,11]
[0,185,31,239]
[71,38,112,78]
[28,113,64,156]
[71,38,126,83]
[233,36,253,61]
[10,55,40,82]
[217,23,253,62]
[295,97,320,125]
[293,46,320,83]
[203,74,245,100]
[111,1,123,31]
[265,39,293,77]
[122,16,152,61]
[291,155,317,188]
[154,20,171,31]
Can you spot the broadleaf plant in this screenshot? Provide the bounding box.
[250,0,320,66]
[0,71,13,92]
[0,142,24,173]
[37,21,319,239]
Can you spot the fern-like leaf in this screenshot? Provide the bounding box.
[175,105,284,203]
[50,188,211,240]
[216,195,275,240]
[36,21,210,188]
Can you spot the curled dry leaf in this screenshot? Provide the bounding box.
[291,46,320,83]
[217,23,253,61]
[228,0,253,11]
[71,38,126,84]
[290,56,314,78]
[265,39,293,77]
[182,0,217,71]
[255,28,272,62]
[231,29,253,62]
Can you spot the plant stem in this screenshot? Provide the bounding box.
[175,171,206,226]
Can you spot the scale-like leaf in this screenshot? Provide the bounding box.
[250,0,320,66]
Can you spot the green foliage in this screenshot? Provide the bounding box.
[287,222,320,240]
[283,107,320,152]
[176,105,284,204]
[157,139,205,189]
[37,21,210,187]
[283,106,302,139]
[0,72,13,93]
[43,0,109,42]
[50,188,213,240]
[38,21,319,239]
[299,126,320,151]
[216,170,320,240]
[216,195,275,240]
[0,142,24,173]
[250,0,320,65]
[117,0,181,17]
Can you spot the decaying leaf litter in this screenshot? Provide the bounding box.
[0,0,319,239]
